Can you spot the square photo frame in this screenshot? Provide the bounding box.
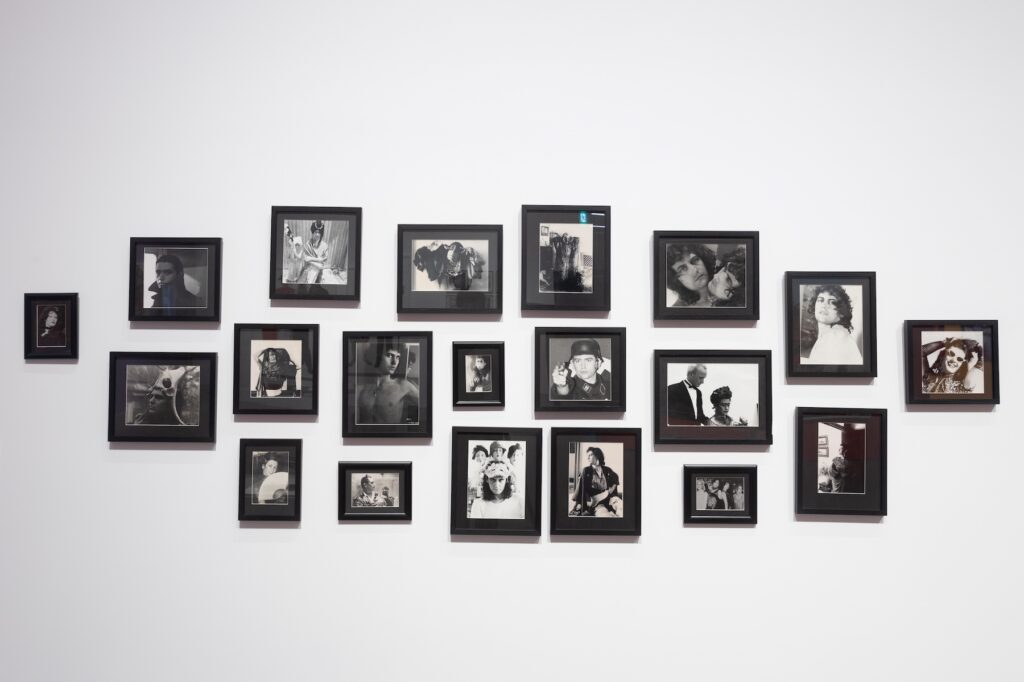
[24,292,78,359]
[238,439,302,522]
[653,231,759,321]
[904,320,999,405]
[534,327,626,412]
[683,465,757,525]
[128,237,222,322]
[233,323,319,415]
[795,407,887,516]
[550,427,642,536]
[108,351,217,443]
[452,342,505,407]
[521,205,610,312]
[397,225,502,314]
[269,206,362,301]
[338,462,412,521]
[451,427,542,536]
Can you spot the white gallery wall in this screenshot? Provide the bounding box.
[2,1,1021,679]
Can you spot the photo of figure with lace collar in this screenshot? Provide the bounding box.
[249,340,302,398]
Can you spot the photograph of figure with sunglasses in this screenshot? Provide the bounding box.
[920,331,985,394]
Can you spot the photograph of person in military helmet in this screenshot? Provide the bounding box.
[549,337,613,402]
[534,328,627,412]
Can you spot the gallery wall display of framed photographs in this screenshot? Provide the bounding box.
[24,292,78,360]
[452,342,505,407]
[397,225,502,314]
[683,465,758,525]
[521,204,611,312]
[233,323,319,416]
[128,237,222,322]
[785,271,877,378]
[534,327,626,412]
[338,462,412,522]
[795,407,887,516]
[238,439,302,522]
[269,206,362,301]
[653,231,760,321]
[107,351,217,443]
[653,350,772,445]
[904,320,999,405]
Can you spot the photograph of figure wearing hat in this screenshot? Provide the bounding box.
[549,337,613,402]
[466,439,527,520]
[534,328,626,413]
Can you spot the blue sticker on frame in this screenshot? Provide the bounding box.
[579,211,588,223]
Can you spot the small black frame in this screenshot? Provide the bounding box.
[534,327,626,413]
[233,323,320,415]
[683,465,758,525]
[338,461,413,521]
[128,237,222,322]
[24,292,78,359]
[904,320,999,405]
[452,342,505,407]
[238,439,302,522]
[653,231,760,321]
[269,205,362,301]
[397,224,502,314]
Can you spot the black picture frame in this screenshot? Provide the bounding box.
[795,407,887,516]
[904,320,999,405]
[128,237,222,322]
[452,342,505,407]
[238,439,302,522]
[785,271,877,378]
[450,427,542,536]
[397,224,502,314]
[550,427,642,537]
[342,331,433,438]
[653,231,760,321]
[534,327,626,413]
[269,206,362,301]
[338,462,412,521]
[24,292,78,360]
[108,351,217,443]
[521,204,611,312]
[653,350,773,445]
[683,465,758,525]
[233,323,319,415]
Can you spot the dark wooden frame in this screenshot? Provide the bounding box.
[653,231,760,321]
[238,439,302,522]
[338,461,413,522]
[534,327,627,413]
[396,224,503,314]
[232,323,320,415]
[904,320,1000,405]
[128,237,222,322]
[683,465,758,525]
[268,205,362,301]
[24,292,79,359]
[452,342,505,407]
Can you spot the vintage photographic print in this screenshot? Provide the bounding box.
[338,462,412,521]
[128,238,222,322]
[654,350,772,445]
[550,427,641,536]
[904,321,999,405]
[269,206,362,301]
[108,352,217,442]
[397,225,502,314]
[534,327,626,412]
[521,205,610,311]
[785,272,876,378]
[451,427,542,535]
[452,342,505,407]
[684,466,757,524]
[796,407,887,515]
[233,324,319,415]
[653,231,759,321]
[238,439,301,521]
[343,332,432,438]
[24,293,78,359]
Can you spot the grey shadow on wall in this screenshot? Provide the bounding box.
[240,521,301,529]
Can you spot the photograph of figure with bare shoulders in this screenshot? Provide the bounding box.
[355,339,421,425]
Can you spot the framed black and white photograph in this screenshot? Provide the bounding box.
[269,206,362,301]
[342,331,432,438]
[107,351,217,442]
[450,427,542,536]
[785,271,877,378]
[534,327,626,412]
[24,292,78,360]
[238,439,302,522]
[796,407,887,516]
[521,205,610,312]
[653,231,759,321]
[550,427,641,536]
[233,324,319,415]
[683,465,757,525]
[128,237,222,322]
[338,462,412,521]
[904,320,999,405]
[452,342,504,407]
[653,350,772,445]
[397,225,502,314]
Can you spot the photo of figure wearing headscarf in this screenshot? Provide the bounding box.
[249,339,302,398]
[282,219,350,286]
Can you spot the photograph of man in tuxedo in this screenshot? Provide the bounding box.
[667,363,708,425]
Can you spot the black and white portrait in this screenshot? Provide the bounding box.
[282,219,351,286]
[354,340,421,425]
[248,450,291,505]
[816,422,866,495]
[125,365,201,426]
[694,476,747,511]
[412,239,488,292]
[567,441,624,518]
[465,354,492,393]
[538,223,593,294]
[665,362,759,427]
[350,472,400,508]
[798,283,865,365]
[466,440,527,519]
[141,247,209,310]
[920,331,985,395]
[35,304,67,348]
[665,242,747,308]
[249,340,302,398]
[548,336,613,402]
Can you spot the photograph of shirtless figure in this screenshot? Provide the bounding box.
[344,332,433,437]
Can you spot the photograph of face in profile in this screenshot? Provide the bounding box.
[466,440,526,520]
[538,223,594,294]
[799,284,864,365]
[282,219,351,286]
[250,340,302,398]
[249,451,290,505]
[568,442,624,518]
[355,340,421,425]
[694,476,746,511]
[36,304,66,348]
[549,337,612,401]
[125,365,201,426]
[920,331,985,395]
[412,239,489,292]
[465,354,492,393]
[351,472,400,508]
[142,248,208,309]
[816,422,866,495]
[665,242,747,308]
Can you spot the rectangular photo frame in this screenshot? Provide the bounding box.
[338,462,412,521]
[269,206,362,301]
[128,237,222,322]
[521,205,610,312]
[238,439,302,522]
[534,327,626,412]
[24,292,78,359]
[683,465,757,525]
[233,323,319,415]
[397,224,502,314]
[452,342,505,407]
[653,231,759,321]
[904,320,999,405]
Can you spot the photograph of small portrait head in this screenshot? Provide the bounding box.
[694,476,746,511]
[798,284,864,365]
[142,248,209,310]
[465,354,492,393]
[125,365,201,426]
[549,337,612,401]
[665,362,759,427]
[816,422,866,495]
[466,440,527,519]
[355,339,421,425]
[36,304,66,348]
[250,340,302,398]
[538,223,593,294]
[351,472,400,508]
[282,219,351,286]
[920,331,985,394]
[567,442,624,518]
[248,451,290,505]
[412,239,488,291]
[665,242,747,308]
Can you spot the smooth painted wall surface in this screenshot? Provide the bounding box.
[2,2,1021,680]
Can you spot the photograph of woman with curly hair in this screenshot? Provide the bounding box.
[466,441,526,520]
[799,284,864,365]
[36,304,67,348]
[920,331,985,394]
[665,242,747,308]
